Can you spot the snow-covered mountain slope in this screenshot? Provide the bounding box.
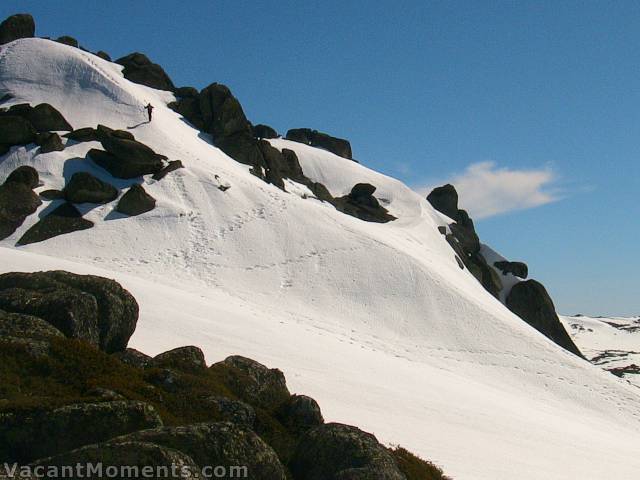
[2,38,640,479]
[561,314,640,387]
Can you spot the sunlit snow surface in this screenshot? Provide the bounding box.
[1,39,640,480]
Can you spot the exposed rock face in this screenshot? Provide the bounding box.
[116,184,156,216]
[426,183,458,220]
[221,355,291,409]
[153,346,207,372]
[199,83,251,139]
[36,132,64,153]
[494,260,528,279]
[17,202,93,245]
[0,270,139,353]
[0,13,35,45]
[152,159,183,180]
[26,103,73,132]
[0,309,64,342]
[277,394,324,434]
[63,172,118,204]
[116,52,175,91]
[64,127,100,143]
[113,347,152,368]
[286,128,353,160]
[31,441,199,479]
[114,422,287,480]
[333,183,396,223]
[291,423,406,480]
[506,281,582,357]
[0,401,162,463]
[56,35,78,47]
[95,50,111,61]
[0,115,37,146]
[205,396,256,429]
[89,136,165,178]
[0,166,41,240]
[252,123,279,139]
[174,86,198,98]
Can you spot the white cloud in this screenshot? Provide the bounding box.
[416,161,562,219]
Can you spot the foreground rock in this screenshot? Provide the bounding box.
[36,132,65,153]
[89,133,165,178]
[116,184,156,216]
[0,270,139,353]
[506,280,583,357]
[0,103,73,132]
[152,346,206,372]
[0,166,41,240]
[0,401,162,463]
[277,395,324,434]
[0,13,35,45]
[18,202,93,245]
[63,172,118,204]
[0,115,37,146]
[116,52,175,92]
[286,128,353,160]
[291,423,406,480]
[115,422,287,480]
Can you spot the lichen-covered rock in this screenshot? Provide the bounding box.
[152,346,206,372]
[0,401,163,463]
[0,271,139,353]
[116,52,175,92]
[506,280,583,357]
[277,394,324,433]
[291,423,406,480]
[17,202,93,245]
[114,422,287,480]
[113,347,152,368]
[31,441,199,479]
[116,184,156,216]
[63,172,118,204]
[0,309,64,341]
[204,396,256,428]
[0,13,35,45]
[220,355,290,409]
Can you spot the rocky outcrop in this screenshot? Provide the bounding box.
[95,50,111,61]
[113,347,152,368]
[426,184,459,220]
[494,260,528,279]
[286,128,353,160]
[277,394,324,434]
[63,172,118,204]
[0,13,35,45]
[221,355,291,409]
[152,159,183,180]
[36,132,64,153]
[291,423,406,480]
[152,346,206,372]
[0,103,73,132]
[0,270,139,353]
[0,309,64,342]
[506,280,583,357]
[64,127,100,143]
[17,202,93,245]
[0,166,41,240]
[253,123,279,139]
[0,401,162,463]
[116,52,175,92]
[115,422,287,480]
[205,397,256,429]
[116,184,156,216]
[55,35,78,47]
[89,132,165,178]
[0,115,37,146]
[333,183,396,223]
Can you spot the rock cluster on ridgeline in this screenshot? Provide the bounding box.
[427,183,582,357]
[0,13,35,45]
[0,166,42,240]
[286,128,353,160]
[115,52,176,92]
[0,269,448,479]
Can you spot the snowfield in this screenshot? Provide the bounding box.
[2,38,640,479]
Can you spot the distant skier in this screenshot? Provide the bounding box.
[145,103,154,122]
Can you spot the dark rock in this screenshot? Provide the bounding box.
[455,255,465,269]
[63,172,118,204]
[114,422,287,480]
[0,309,64,341]
[31,440,199,478]
[0,180,41,240]
[221,355,290,409]
[97,135,165,177]
[467,253,503,298]
[64,127,99,143]
[205,396,256,428]
[349,183,377,202]
[39,189,65,200]
[437,226,447,235]
[56,35,78,47]
[4,165,39,188]
[0,115,37,145]
[37,132,64,153]
[426,184,458,220]
[286,128,353,159]
[215,132,264,167]
[26,103,73,132]
[449,219,480,254]
[277,394,324,433]
[333,184,395,223]
[111,129,135,140]
[494,260,528,279]
[174,86,198,98]
[116,184,156,216]
[17,202,93,245]
[308,182,334,202]
[199,83,251,139]
[506,280,583,357]
[116,52,175,92]
[113,347,152,368]
[0,14,35,45]
[281,148,305,181]
[95,124,115,140]
[0,143,9,156]
[89,147,163,179]
[95,50,111,61]
[0,401,163,463]
[86,387,126,401]
[152,346,206,372]
[152,160,184,180]
[252,124,279,139]
[291,423,405,480]
[257,139,286,189]
[168,97,204,129]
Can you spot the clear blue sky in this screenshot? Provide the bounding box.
[2,1,638,315]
